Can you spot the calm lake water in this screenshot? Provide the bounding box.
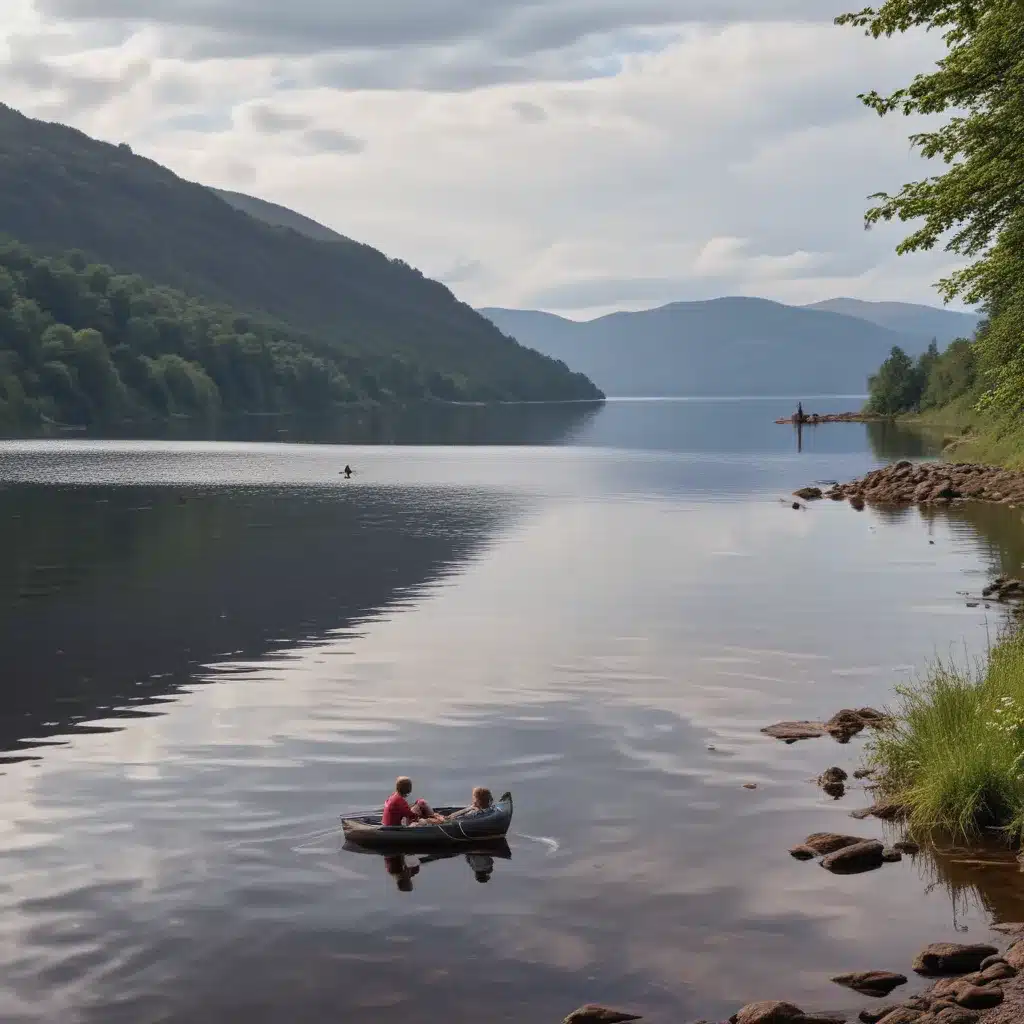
[1,397,1023,1024]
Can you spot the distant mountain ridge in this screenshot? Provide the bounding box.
[803,297,980,344]
[479,297,976,398]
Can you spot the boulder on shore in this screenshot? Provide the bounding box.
[732,1001,844,1024]
[872,1010,924,1024]
[912,943,999,977]
[954,984,1004,1009]
[810,460,1024,508]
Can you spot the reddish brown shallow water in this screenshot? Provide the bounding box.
[0,399,1021,1024]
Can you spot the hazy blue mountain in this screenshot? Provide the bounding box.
[479,297,937,397]
[803,298,980,344]
[210,188,354,244]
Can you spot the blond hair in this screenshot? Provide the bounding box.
[396,776,412,796]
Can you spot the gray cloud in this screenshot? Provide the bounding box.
[150,69,204,105]
[439,259,486,285]
[302,127,365,154]
[0,52,151,113]
[521,247,885,310]
[247,102,311,133]
[511,100,547,123]
[34,0,835,87]
[35,1,834,50]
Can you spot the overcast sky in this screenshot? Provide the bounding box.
[0,1,964,318]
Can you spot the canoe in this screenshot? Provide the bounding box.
[341,791,513,850]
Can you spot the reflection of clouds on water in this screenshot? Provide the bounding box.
[3,436,1024,1022]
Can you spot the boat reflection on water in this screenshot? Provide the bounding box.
[342,838,512,893]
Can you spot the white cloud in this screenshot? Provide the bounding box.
[0,5,963,316]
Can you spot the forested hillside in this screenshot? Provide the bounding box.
[0,104,601,410]
[0,242,508,427]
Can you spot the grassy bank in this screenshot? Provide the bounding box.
[869,628,1024,844]
[893,402,1024,470]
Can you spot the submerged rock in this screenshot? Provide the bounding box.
[794,487,824,501]
[850,802,910,823]
[819,767,849,786]
[763,721,828,743]
[825,709,891,741]
[912,943,999,977]
[789,845,818,861]
[832,971,908,997]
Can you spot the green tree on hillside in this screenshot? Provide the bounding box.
[838,1,1024,412]
[867,345,923,414]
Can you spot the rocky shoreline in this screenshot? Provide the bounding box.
[775,412,882,425]
[562,923,1024,1024]
[565,487,1024,1024]
[796,461,1024,508]
[561,696,1024,1024]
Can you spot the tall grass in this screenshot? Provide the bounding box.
[870,629,1024,843]
[903,403,1024,469]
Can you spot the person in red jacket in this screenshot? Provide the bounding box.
[381,776,442,826]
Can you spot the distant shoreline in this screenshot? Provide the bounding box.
[775,410,883,424]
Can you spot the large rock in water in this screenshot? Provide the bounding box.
[826,710,868,741]
[563,1006,642,1024]
[820,840,885,874]
[831,971,907,997]
[912,943,999,976]
[803,833,869,856]
[762,722,828,742]
[819,767,849,787]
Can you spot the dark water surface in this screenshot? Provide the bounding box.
[1,398,1022,1024]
